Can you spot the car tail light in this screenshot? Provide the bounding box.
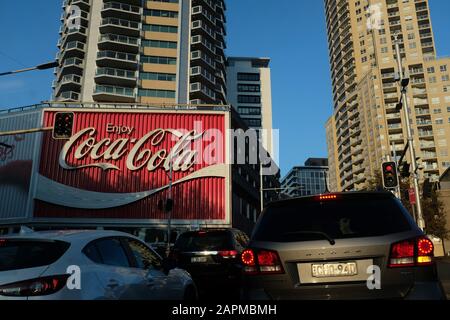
[0,275,69,297]
[389,236,434,268]
[219,250,238,259]
[0,239,6,246]
[241,249,284,275]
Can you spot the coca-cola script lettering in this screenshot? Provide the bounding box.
[59,127,205,172]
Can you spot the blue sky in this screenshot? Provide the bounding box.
[0,1,449,176]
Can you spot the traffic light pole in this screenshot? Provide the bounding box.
[394,37,425,230]
[391,142,401,199]
[0,127,53,137]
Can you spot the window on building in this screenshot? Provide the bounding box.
[237,84,260,93]
[138,89,176,98]
[238,95,261,104]
[238,107,261,115]
[142,24,178,33]
[441,65,448,72]
[143,9,178,18]
[142,40,177,49]
[141,55,176,65]
[427,67,435,73]
[242,118,262,127]
[237,73,260,82]
[140,72,176,81]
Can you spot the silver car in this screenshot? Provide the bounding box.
[241,192,445,300]
[0,230,197,300]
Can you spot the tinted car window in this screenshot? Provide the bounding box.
[94,238,130,267]
[253,196,412,242]
[125,238,161,270]
[0,240,70,271]
[83,243,103,264]
[174,231,233,251]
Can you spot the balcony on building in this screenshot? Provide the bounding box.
[55,74,82,97]
[57,57,84,80]
[190,66,216,87]
[101,1,142,21]
[64,0,91,12]
[57,91,80,102]
[96,50,138,70]
[95,67,137,87]
[191,50,216,71]
[100,17,141,37]
[190,82,217,104]
[93,84,136,103]
[98,33,140,53]
[60,41,86,62]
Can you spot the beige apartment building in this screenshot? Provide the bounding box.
[53,0,227,105]
[324,0,450,192]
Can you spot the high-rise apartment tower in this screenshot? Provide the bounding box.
[324,0,450,191]
[53,0,227,105]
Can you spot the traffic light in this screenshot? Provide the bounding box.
[381,161,399,189]
[53,112,74,139]
[422,178,432,198]
[400,162,411,178]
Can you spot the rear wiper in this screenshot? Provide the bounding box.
[281,231,336,246]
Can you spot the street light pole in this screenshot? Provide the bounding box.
[260,162,264,212]
[167,159,173,257]
[0,61,59,77]
[394,36,425,230]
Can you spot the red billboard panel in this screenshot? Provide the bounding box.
[34,110,230,224]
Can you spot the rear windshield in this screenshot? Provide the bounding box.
[253,197,413,242]
[174,232,233,251]
[0,240,70,271]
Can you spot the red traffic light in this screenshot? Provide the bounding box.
[382,161,399,189]
[53,112,74,140]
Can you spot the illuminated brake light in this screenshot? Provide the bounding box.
[0,239,6,246]
[389,237,434,268]
[418,238,433,256]
[241,249,255,266]
[257,250,284,274]
[417,237,434,266]
[241,249,284,275]
[219,250,238,259]
[318,194,338,201]
[389,239,415,267]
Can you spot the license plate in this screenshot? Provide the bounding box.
[311,262,358,278]
[191,256,207,263]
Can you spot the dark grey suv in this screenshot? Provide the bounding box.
[241,192,445,300]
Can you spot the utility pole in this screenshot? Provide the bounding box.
[391,142,401,199]
[394,36,425,230]
[166,158,173,257]
[260,162,264,212]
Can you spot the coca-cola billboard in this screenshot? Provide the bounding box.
[34,110,231,225]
